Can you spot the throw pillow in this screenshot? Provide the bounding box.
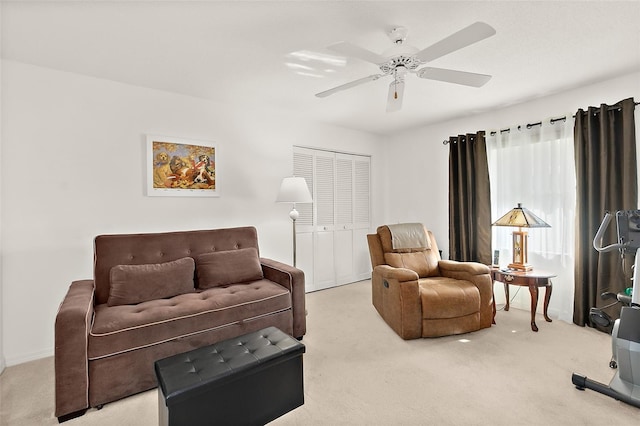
[196,247,263,289]
[107,257,195,306]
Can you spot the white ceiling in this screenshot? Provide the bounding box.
[3,1,640,136]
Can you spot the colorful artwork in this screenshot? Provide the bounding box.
[147,135,218,197]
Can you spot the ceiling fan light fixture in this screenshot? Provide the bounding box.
[386,80,404,112]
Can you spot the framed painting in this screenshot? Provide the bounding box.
[146,135,218,197]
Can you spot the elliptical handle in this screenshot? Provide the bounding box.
[600,291,618,300]
[593,212,627,253]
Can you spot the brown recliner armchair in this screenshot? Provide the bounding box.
[367,224,494,339]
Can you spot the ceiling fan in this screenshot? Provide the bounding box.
[315,22,496,112]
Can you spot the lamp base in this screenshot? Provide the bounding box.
[508,263,533,272]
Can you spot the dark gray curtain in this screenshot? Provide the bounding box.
[573,97,637,328]
[448,131,492,264]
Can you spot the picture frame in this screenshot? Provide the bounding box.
[146,134,218,197]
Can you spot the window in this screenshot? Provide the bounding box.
[486,119,576,322]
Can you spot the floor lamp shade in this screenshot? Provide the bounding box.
[492,203,550,271]
[276,177,313,205]
[276,177,312,267]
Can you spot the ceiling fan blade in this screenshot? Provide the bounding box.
[415,22,496,63]
[327,41,387,65]
[315,74,383,98]
[386,80,405,112]
[417,67,492,87]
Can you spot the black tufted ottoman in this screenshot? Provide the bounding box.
[154,327,305,426]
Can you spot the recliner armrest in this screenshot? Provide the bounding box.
[438,260,490,277]
[260,258,306,339]
[55,279,95,419]
[371,265,421,339]
[438,260,494,329]
[374,265,420,282]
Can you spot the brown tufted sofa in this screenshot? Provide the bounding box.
[54,226,306,422]
[367,224,493,339]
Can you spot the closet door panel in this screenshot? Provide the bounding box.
[314,229,336,290]
[353,227,371,281]
[335,154,354,228]
[335,154,354,284]
[314,152,335,233]
[353,156,371,280]
[334,228,354,285]
[354,157,371,228]
[296,231,315,292]
[292,147,315,289]
[313,151,336,289]
[293,148,314,234]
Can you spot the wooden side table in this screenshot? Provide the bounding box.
[490,268,556,332]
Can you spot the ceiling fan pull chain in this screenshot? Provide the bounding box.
[393,69,398,99]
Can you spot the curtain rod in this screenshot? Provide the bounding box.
[442,101,640,144]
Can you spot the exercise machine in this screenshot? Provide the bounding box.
[572,210,640,408]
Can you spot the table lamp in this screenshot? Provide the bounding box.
[276,176,312,267]
[492,203,550,271]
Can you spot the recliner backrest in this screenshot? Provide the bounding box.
[368,224,441,278]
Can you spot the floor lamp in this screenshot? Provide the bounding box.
[276,176,312,267]
[492,203,551,271]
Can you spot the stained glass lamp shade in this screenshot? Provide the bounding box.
[492,203,551,271]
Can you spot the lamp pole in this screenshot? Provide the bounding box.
[289,203,299,267]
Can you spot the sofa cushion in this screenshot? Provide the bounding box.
[384,251,439,278]
[196,248,263,289]
[88,279,292,360]
[107,257,195,306]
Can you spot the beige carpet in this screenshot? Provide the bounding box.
[1,279,638,425]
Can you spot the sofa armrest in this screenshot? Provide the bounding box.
[438,260,494,328]
[55,280,95,420]
[260,258,306,339]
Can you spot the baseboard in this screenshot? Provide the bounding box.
[0,355,6,375]
[5,348,53,367]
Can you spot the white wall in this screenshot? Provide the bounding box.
[385,70,640,315]
[0,3,5,375]
[0,60,386,365]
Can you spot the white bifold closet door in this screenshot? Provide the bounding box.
[293,147,371,292]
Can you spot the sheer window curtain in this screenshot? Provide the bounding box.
[486,118,576,323]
